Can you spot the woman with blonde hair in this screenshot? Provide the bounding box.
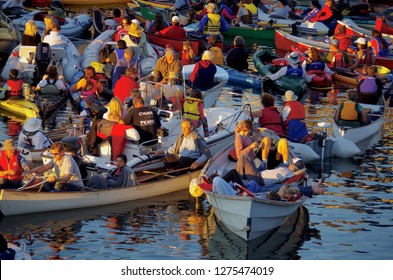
[43,15,56,37]
[104,96,125,123]
[22,20,41,46]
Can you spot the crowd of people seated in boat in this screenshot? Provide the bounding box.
[2,0,392,196]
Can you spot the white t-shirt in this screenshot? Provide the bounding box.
[52,154,84,187]
[261,167,294,185]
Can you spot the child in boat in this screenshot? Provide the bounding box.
[181,40,195,66]
[87,154,136,189]
[0,69,23,100]
[183,89,209,137]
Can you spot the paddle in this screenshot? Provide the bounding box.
[17,180,48,191]
[138,166,191,183]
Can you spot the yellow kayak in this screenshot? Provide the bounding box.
[0,99,39,119]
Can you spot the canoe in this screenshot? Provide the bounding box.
[35,89,68,121]
[253,48,307,96]
[0,166,201,216]
[337,19,393,42]
[0,98,39,119]
[275,28,393,69]
[1,40,81,84]
[194,142,308,241]
[145,31,200,57]
[333,96,386,148]
[81,29,157,77]
[0,11,21,56]
[376,17,393,36]
[136,3,188,23]
[258,8,329,35]
[12,10,92,38]
[222,24,277,42]
[132,0,204,11]
[182,64,229,108]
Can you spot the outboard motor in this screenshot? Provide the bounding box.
[35,42,51,83]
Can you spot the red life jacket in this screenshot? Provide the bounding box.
[283,101,306,126]
[0,150,23,181]
[6,79,24,97]
[258,107,285,136]
[327,51,347,68]
[357,49,373,65]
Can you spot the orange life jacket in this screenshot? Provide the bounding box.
[340,101,359,121]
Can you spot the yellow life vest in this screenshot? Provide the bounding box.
[183,97,202,121]
[340,101,359,121]
[242,4,258,24]
[203,13,221,35]
[210,46,224,65]
[243,4,257,14]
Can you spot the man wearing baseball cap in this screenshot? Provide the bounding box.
[153,46,182,83]
[322,38,352,69]
[157,15,186,40]
[349,37,375,70]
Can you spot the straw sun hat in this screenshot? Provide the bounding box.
[282,90,298,101]
[127,22,143,37]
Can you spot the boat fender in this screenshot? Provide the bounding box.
[289,142,320,163]
[189,178,204,197]
[331,139,361,158]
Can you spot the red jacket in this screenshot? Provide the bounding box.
[0,150,23,181]
[113,76,139,103]
[283,101,306,126]
[310,6,333,22]
[157,25,186,40]
[6,79,23,97]
[258,107,285,136]
[334,33,352,51]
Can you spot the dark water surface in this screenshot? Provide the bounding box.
[0,85,392,260]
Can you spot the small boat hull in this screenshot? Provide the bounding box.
[333,97,386,148]
[0,170,200,216]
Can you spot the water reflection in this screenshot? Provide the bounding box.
[205,206,313,260]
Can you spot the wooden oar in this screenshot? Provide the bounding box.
[138,167,191,183]
[17,180,48,191]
